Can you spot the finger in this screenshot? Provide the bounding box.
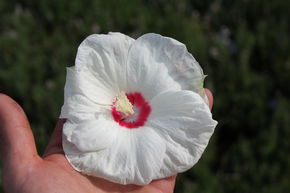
[0,94,40,179]
[43,119,66,157]
[150,175,176,192]
[204,88,214,110]
[86,175,176,193]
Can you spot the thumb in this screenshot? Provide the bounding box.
[0,94,40,182]
[204,88,214,110]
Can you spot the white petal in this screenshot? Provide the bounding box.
[60,93,102,122]
[70,118,121,152]
[62,67,114,106]
[62,104,117,150]
[76,32,134,91]
[127,33,207,102]
[63,126,166,185]
[62,121,76,143]
[126,34,181,101]
[130,127,166,184]
[147,90,217,177]
[60,67,114,123]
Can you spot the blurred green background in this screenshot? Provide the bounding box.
[1,0,290,192]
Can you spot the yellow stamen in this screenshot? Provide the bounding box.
[115,91,134,116]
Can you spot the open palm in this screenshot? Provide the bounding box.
[0,90,213,193]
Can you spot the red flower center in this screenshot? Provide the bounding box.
[111,92,151,129]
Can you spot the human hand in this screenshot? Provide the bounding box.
[0,89,213,193]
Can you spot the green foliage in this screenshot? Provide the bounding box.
[0,0,290,192]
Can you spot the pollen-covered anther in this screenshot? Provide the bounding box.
[114,91,134,116]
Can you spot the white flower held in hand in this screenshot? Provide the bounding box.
[60,32,218,185]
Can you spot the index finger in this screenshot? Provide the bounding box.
[43,119,66,157]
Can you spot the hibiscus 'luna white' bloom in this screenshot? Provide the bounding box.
[60,32,218,185]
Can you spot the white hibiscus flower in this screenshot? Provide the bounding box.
[60,32,218,185]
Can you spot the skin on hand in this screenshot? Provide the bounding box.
[0,89,213,193]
